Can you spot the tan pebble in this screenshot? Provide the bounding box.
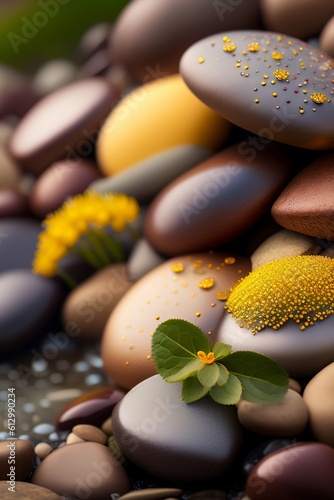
[0,146,21,189]
[319,15,334,58]
[65,432,84,445]
[118,488,184,499]
[303,362,334,447]
[72,423,107,444]
[101,416,113,435]
[289,378,301,393]
[251,229,319,270]
[237,389,308,436]
[34,442,53,460]
[261,0,334,39]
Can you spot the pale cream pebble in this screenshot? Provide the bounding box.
[72,423,107,444]
[65,432,85,445]
[319,15,334,57]
[289,378,302,393]
[237,389,309,436]
[101,416,113,436]
[34,442,53,460]
[303,362,334,447]
[250,229,320,270]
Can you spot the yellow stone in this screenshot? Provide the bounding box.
[97,74,230,176]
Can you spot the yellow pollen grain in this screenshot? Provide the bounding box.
[146,355,151,360]
[121,336,126,341]
[272,51,284,60]
[198,278,214,289]
[155,315,160,320]
[248,42,260,52]
[299,109,305,114]
[198,57,205,64]
[272,92,278,97]
[216,290,230,301]
[125,361,129,366]
[310,92,327,104]
[254,98,260,103]
[273,69,290,81]
[225,255,334,334]
[223,42,236,53]
[195,312,201,317]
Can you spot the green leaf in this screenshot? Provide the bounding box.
[182,377,210,403]
[217,363,229,386]
[197,363,219,387]
[212,342,232,360]
[210,374,242,405]
[152,319,211,382]
[223,351,289,405]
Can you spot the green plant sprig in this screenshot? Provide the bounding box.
[151,319,289,406]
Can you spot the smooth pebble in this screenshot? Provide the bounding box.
[237,389,309,436]
[112,375,243,481]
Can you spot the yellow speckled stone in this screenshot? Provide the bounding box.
[97,74,230,176]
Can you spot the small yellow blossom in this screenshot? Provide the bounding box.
[225,255,334,333]
[33,191,140,280]
[197,351,215,364]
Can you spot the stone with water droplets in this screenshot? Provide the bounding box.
[101,251,251,389]
[180,30,334,149]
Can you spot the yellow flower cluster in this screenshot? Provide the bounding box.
[225,255,334,334]
[33,191,140,278]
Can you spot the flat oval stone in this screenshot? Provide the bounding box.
[29,158,102,218]
[180,31,334,149]
[0,439,34,480]
[303,362,334,447]
[9,78,118,174]
[0,190,29,217]
[0,218,41,272]
[246,442,334,499]
[33,59,78,95]
[32,441,130,498]
[218,313,334,377]
[55,387,125,431]
[118,488,184,499]
[0,145,21,189]
[96,74,230,201]
[111,0,261,79]
[75,23,112,64]
[261,0,334,39]
[237,389,308,436]
[62,264,133,342]
[113,375,242,481]
[0,269,64,352]
[102,251,251,389]
[272,153,334,239]
[0,481,62,499]
[144,143,290,256]
[72,424,107,444]
[250,229,319,270]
